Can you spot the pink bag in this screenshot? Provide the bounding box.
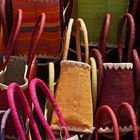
[7,82,42,140]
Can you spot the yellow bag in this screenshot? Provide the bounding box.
[51,18,96,133]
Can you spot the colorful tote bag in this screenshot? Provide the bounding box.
[71,0,137,48]
[51,18,94,134]
[92,13,136,132]
[10,0,63,58]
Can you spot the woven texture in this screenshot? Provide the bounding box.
[12,0,61,57]
[3,56,26,85]
[0,56,28,139]
[99,63,135,128]
[71,0,129,47]
[51,60,93,133]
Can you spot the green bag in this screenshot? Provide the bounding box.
[71,0,135,48]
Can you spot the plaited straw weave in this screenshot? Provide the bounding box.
[71,0,130,48]
[99,63,135,128]
[51,60,93,133]
[51,18,94,133]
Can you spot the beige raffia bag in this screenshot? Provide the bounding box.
[51,18,95,133]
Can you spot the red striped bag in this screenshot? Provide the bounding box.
[7,0,72,60]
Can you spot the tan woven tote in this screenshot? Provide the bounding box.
[51,18,95,133]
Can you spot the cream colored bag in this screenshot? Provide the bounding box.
[51,18,96,133]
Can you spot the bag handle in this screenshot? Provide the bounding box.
[0,0,9,46]
[7,83,42,140]
[29,78,70,140]
[95,105,120,140]
[0,9,22,71]
[117,13,135,62]
[98,13,111,61]
[117,102,138,140]
[76,18,89,63]
[90,57,97,112]
[132,49,140,96]
[26,13,46,79]
[63,0,73,30]
[62,18,89,63]
[91,48,103,103]
[27,13,46,69]
[0,109,11,139]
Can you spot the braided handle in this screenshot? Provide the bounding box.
[7,83,42,140]
[0,9,22,70]
[98,13,111,61]
[29,78,70,139]
[117,13,135,62]
[132,49,140,96]
[91,49,103,103]
[27,13,46,67]
[95,105,120,140]
[117,102,138,140]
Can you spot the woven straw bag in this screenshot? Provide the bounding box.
[92,13,136,133]
[50,18,95,134]
[29,78,79,140]
[0,9,44,139]
[71,0,137,49]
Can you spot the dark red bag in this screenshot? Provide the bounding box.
[92,13,136,131]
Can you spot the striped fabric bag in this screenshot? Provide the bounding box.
[11,0,61,58]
